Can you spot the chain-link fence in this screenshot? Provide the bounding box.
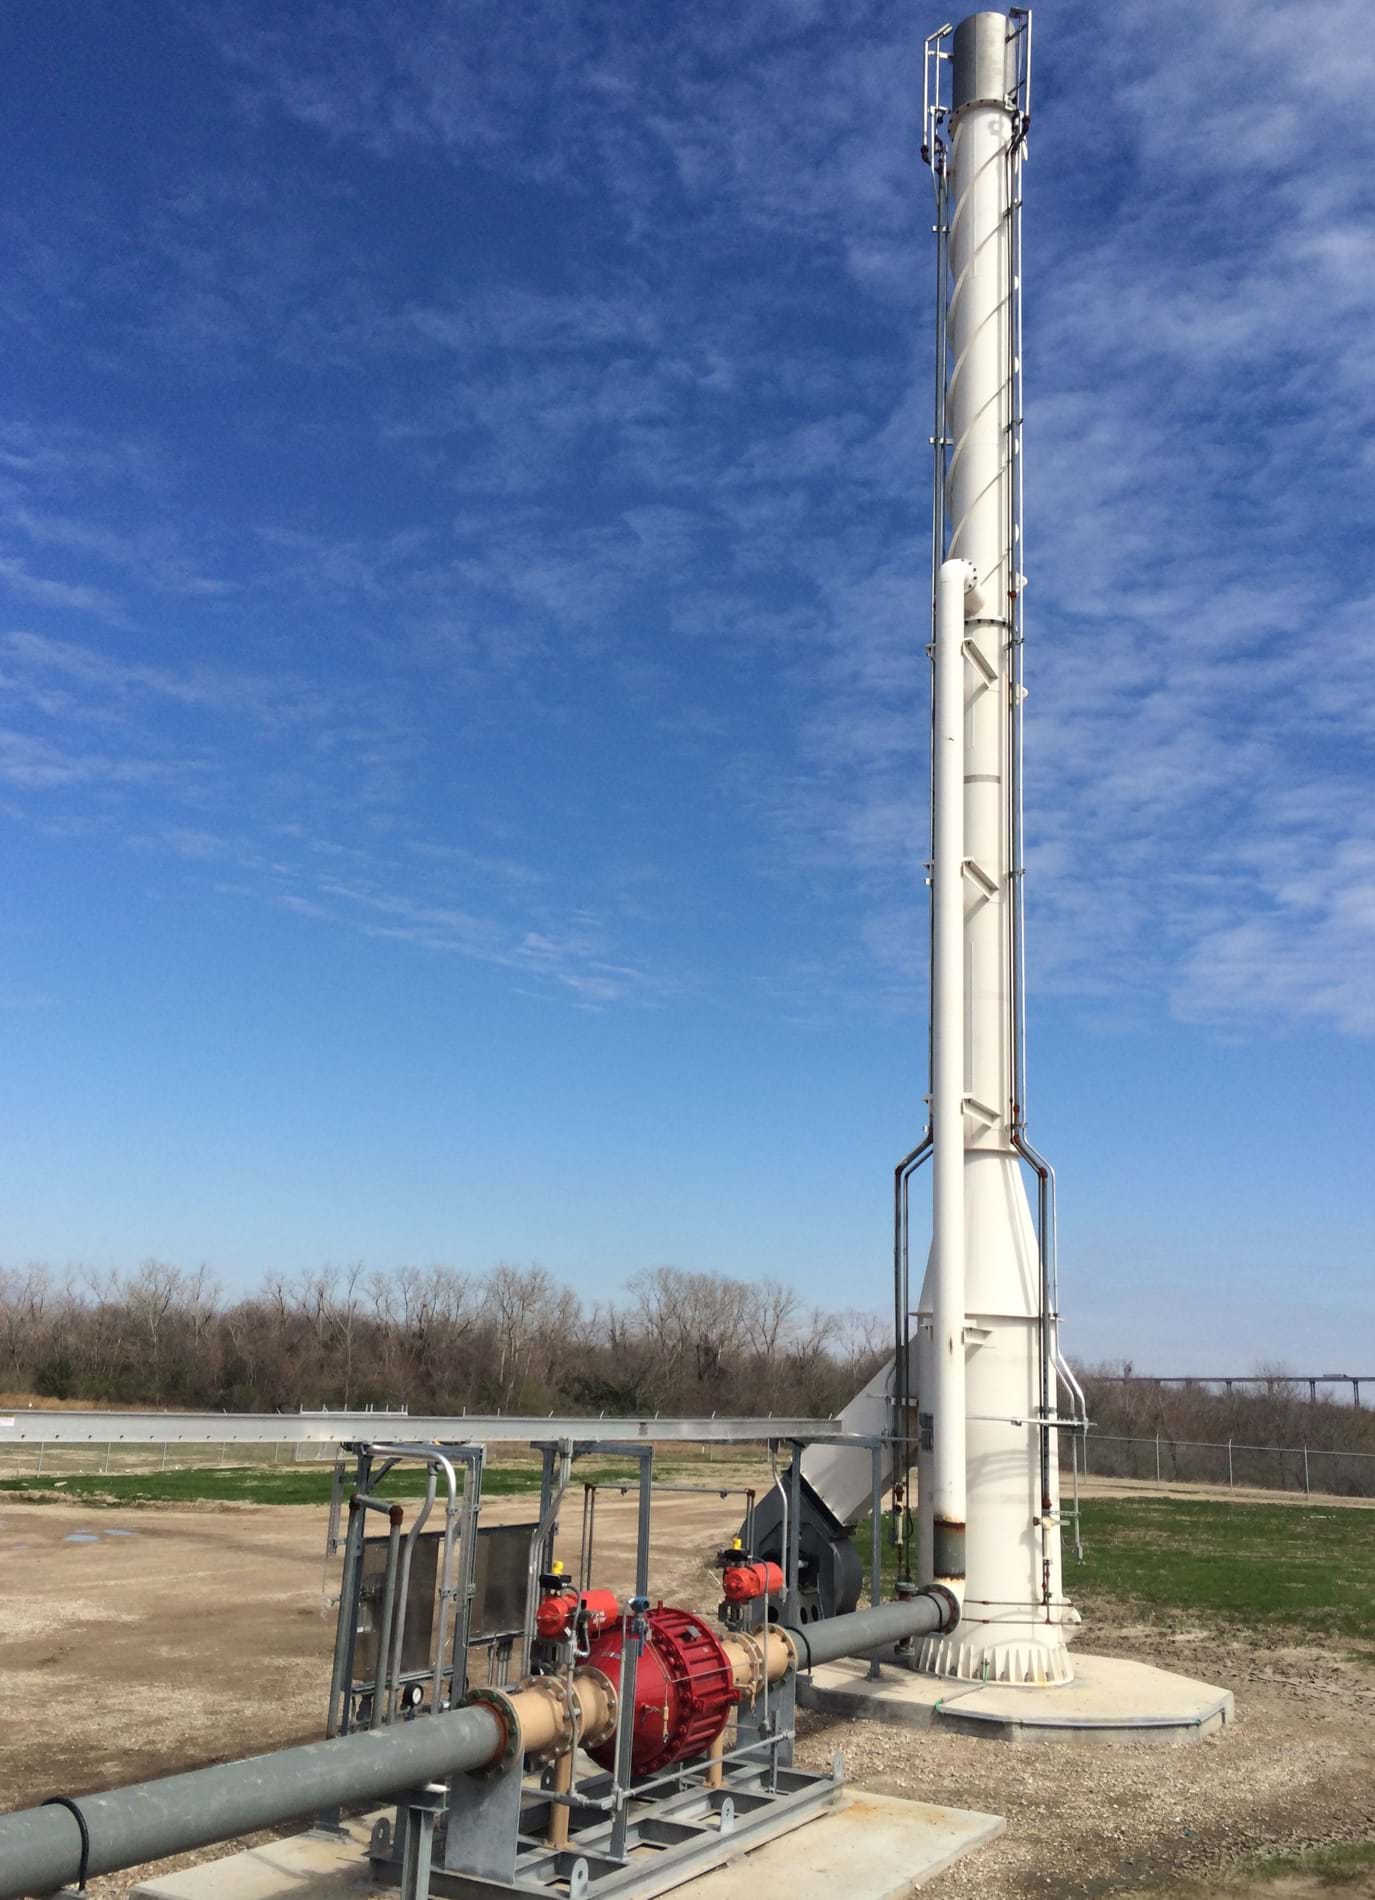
[1063,1430,1375,1500]
[0,1437,343,1481]
[6,1427,1373,1500]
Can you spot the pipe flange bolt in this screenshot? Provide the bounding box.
[462,1687,522,1775]
[729,1629,768,1704]
[513,1674,576,1768]
[577,1664,619,1746]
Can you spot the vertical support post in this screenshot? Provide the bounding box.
[371,1506,405,1731]
[339,1448,372,1737]
[608,1442,653,1865]
[547,1750,573,1848]
[35,1441,44,1479]
[399,1784,445,1900]
[537,1445,558,1568]
[1303,1444,1310,1497]
[446,1447,483,1708]
[327,1485,367,1740]
[867,1443,883,1679]
[786,1445,802,1604]
[608,1608,643,1862]
[1155,1433,1161,1483]
[634,1446,653,1600]
[524,1441,572,1675]
[1227,1439,1233,1490]
[104,1442,112,1475]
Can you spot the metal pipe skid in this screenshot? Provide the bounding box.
[0,1603,945,1899]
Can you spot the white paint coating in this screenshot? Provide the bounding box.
[929,558,974,1588]
[914,31,1076,1687]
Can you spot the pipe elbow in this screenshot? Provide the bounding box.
[938,557,981,611]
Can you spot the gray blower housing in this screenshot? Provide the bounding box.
[744,1473,862,1623]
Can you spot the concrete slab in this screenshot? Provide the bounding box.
[133,1818,374,1900]
[685,1788,1003,1900]
[131,1791,1002,1900]
[797,1651,1233,1745]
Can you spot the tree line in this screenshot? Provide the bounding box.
[0,1261,889,1420]
[4,1263,1368,1475]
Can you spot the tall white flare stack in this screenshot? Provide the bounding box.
[913,9,1078,1686]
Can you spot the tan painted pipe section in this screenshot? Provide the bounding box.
[547,1747,573,1849]
[726,1626,797,1699]
[512,1670,618,1756]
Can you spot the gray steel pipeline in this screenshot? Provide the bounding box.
[784,1587,957,1672]
[0,1702,505,1900]
[0,1590,955,1899]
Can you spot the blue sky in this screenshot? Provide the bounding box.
[2,0,1372,1372]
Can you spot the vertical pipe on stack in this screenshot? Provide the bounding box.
[930,557,971,1594]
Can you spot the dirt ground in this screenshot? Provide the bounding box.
[3,1490,1374,1899]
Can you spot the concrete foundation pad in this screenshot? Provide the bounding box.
[683,1788,1003,1900]
[133,1817,374,1900]
[132,1791,1002,1900]
[797,1651,1232,1744]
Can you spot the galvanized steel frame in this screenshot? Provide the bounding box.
[0,1410,842,1446]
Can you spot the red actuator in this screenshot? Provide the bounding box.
[720,1560,785,1604]
[535,1586,621,1642]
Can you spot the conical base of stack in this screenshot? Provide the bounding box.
[915,1628,1074,1686]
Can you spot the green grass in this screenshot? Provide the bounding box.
[0,1458,693,1509]
[859,1495,1375,1645]
[1251,1843,1375,1885]
[1072,1497,1375,1644]
[1124,1841,1375,1896]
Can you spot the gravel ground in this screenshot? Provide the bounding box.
[794,1609,1375,1897]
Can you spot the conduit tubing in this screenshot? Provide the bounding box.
[0,1605,943,1899]
[931,555,972,1593]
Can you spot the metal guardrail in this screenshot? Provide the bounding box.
[1064,1429,1375,1500]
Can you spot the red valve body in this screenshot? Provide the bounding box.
[535,1586,621,1642]
[582,1605,738,1777]
[721,1560,785,1604]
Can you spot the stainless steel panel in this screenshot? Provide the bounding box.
[471,1521,536,1640]
[355,1531,440,1685]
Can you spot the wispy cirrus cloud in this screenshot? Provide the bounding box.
[1,0,1370,1044]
